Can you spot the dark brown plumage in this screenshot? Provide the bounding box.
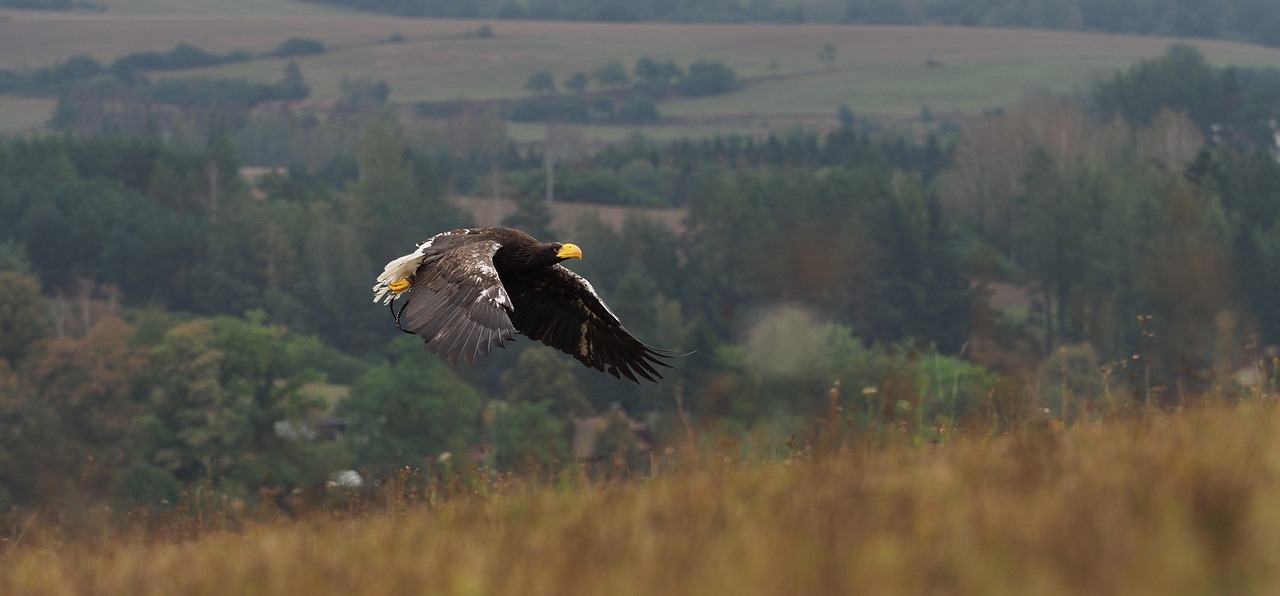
[373,227,675,382]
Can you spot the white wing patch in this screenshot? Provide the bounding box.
[578,321,592,358]
[481,283,513,312]
[371,229,473,304]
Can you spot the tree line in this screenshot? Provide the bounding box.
[512,57,740,125]
[3,44,1280,510]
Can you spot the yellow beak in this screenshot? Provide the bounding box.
[557,243,583,259]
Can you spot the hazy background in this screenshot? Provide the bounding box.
[2,0,1280,509]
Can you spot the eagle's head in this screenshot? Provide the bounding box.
[546,242,583,264]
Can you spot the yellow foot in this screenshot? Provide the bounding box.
[389,279,412,293]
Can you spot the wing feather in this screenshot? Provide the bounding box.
[397,238,517,361]
[502,264,674,383]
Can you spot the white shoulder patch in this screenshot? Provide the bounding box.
[419,228,471,249]
[372,246,428,304]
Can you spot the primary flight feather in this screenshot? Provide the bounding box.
[373,226,676,382]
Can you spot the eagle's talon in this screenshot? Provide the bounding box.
[389,279,412,293]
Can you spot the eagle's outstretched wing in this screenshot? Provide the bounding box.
[501,264,675,382]
[397,237,518,365]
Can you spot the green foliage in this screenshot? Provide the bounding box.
[0,0,73,7]
[515,167,666,206]
[0,54,104,95]
[268,38,326,58]
[0,240,32,274]
[1036,343,1109,417]
[502,194,554,239]
[0,272,48,363]
[615,95,659,124]
[137,313,335,490]
[500,348,592,419]
[1093,44,1280,149]
[1193,149,1280,350]
[338,75,389,111]
[563,71,589,94]
[148,60,311,108]
[523,70,557,95]
[279,60,310,99]
[592,60,631,90]
[112,463,182,506]
[349,115,444,264]
[209,311,324,438]
[633,56,681,96]
[676,60,739,97]
[910,351,997,423]
[341,338,483,469]
[705,319,996,432]
[682,164,968,348]
[111,43,250,73]
[5,38,1280,512]
[0,359,51,506]
[493,400,567,471]
[818,43,837,68]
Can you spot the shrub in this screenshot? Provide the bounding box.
[677,60,739,96]
[268,38,326,58]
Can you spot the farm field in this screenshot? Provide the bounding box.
[55,0,352,16]
[3,400,1278,594]
[4,9,1280,135]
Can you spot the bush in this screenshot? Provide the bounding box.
[615,95,659,124]
[113,463,182,506]
[677,60,739,97]
[494,401,568,471]
[112,43,239,72]
[268,38,326,58]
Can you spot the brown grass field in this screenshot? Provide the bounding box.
[3,399,1280,594]
[4,7,1280,135]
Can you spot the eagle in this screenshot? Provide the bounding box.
[373,227,676,382]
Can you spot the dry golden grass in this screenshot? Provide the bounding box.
[5,401,1280,594]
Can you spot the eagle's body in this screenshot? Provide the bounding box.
[373,227,673,382]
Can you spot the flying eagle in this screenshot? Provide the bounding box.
[373,227,675,382]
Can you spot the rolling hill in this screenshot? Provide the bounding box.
[3,5,1280,137]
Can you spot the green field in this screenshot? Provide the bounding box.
[4,8,1280,135]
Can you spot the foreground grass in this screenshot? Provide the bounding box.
[5,401,1280,594]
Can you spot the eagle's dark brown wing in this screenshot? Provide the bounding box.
[501,264,674,383]
[398,238,518,365]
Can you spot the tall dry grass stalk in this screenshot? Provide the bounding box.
[4,400,1280,594]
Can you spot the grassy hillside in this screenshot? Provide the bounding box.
[4,10,1280,135]
[3,400,1278,594]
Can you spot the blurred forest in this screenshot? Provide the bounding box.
[2,42,1280,510]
